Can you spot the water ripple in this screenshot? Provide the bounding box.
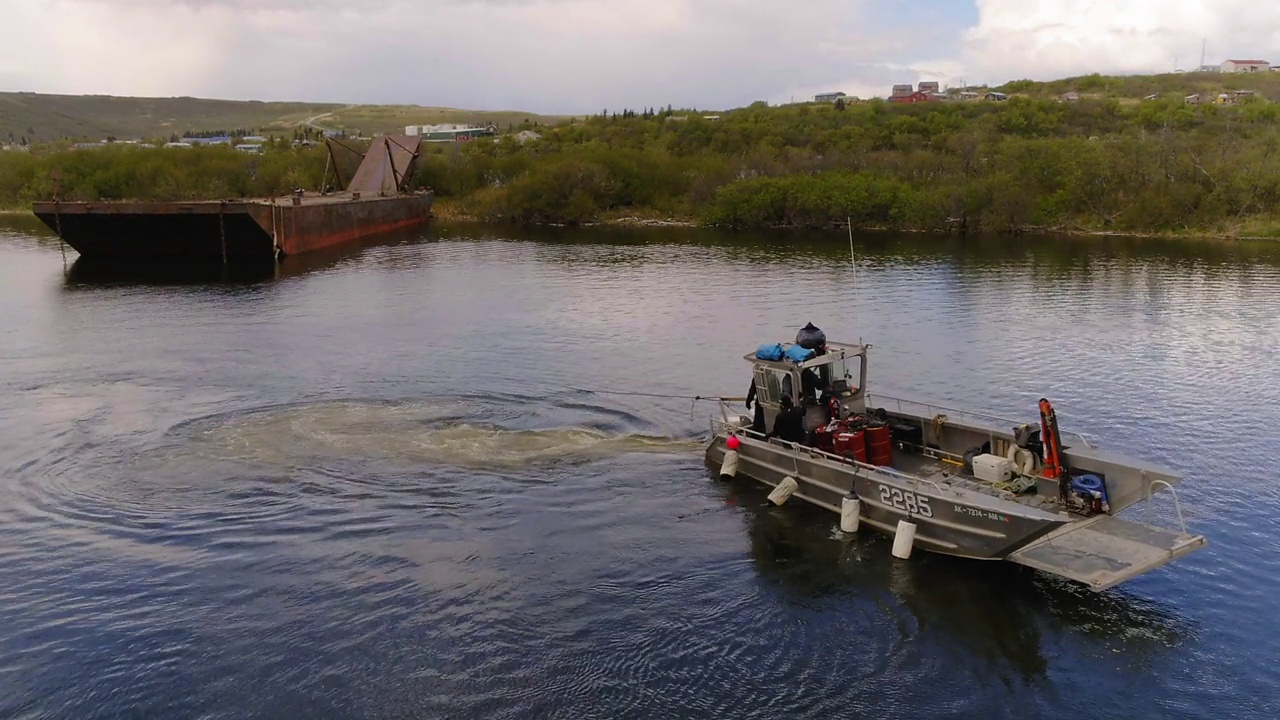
[1,227,1278,719]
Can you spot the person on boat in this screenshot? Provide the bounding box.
[768,395,807,444]
[800,366,824,404]
[745,378,766,434]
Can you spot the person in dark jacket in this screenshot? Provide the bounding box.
[745,379,766,434]
[768,395,807,444]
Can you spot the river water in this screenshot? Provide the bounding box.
[2,217,1278,719]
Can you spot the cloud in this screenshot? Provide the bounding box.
[3,0,1277,113]
[961,0,1280,85]
[0,0,955,112]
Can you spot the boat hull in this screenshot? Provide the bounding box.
[31,192,434,261]
[707,435,1066,560]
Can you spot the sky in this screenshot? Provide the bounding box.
[0,0,1277,114]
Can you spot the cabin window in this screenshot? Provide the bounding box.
[764,369,782,404]
[827,354,864,393]
[781,373,794,401]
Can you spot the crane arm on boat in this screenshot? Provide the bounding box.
[1038,398,1069,501]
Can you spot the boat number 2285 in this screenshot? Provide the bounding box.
[877,484,933,518]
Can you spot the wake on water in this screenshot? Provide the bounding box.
[175,398,704,470]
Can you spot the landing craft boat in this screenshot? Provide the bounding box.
[705,325,1207,592]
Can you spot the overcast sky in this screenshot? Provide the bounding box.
[1,0,1277,113]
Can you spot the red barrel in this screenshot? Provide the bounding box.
[865,424,893,466]
[833,430,867,463]
[814,426,835,452]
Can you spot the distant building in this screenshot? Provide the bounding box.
[891,84,914,97]
[984,92,1008,102]
[888,91,938,104]
[163,142,193,148]
[240,135,268,143]
[917,81,940,94]
[513,130,542,143]
[1058,91,1080,102]
[405,124,497,142]
[814,92,847,103]
[1195,64,1221,73]
[234,143,263,154]
[1184,94,1202,105]
[1220,59,1270,73]
[955,91,981,101]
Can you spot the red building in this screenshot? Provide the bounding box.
[887,91,938,104]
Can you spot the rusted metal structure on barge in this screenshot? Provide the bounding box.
[32,135,434,262]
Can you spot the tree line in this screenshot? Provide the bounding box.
[404,96,1280,235]
[4,95,1280,236]
[0,144,327,205]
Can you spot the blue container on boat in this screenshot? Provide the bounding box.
[1071,473,1107,500]
[755,343,785,361]
[784,345,816,363]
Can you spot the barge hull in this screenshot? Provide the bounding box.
[32,193,434,261]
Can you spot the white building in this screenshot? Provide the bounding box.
[1220,59,1270,73]
[814,92,847,103]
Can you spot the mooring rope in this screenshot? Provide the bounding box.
[567,387,743,402]
[559,386,745,421]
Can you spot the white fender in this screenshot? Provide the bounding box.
[891,519,917,559]
[840,495,861,533]
[719,450,740,480]
[768,476,799,506]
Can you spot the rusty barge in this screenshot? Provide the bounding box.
[33,135,433,262]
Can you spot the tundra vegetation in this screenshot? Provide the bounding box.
[5,76,1280,237]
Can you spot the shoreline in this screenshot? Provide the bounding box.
[5,205,1276,243]
[435,209,1280,242]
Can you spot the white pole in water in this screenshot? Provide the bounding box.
[840,495,861,533]
[848,216,857,290]
[719,450,740,480]
[891,519,917,559]
[768,477,799,506]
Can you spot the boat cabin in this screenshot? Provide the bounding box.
[748,342,868,435]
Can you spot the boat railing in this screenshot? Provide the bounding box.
[1144,479,1191,538]
[711,408,955,498]
[866,392,1096,449]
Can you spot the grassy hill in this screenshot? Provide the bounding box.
[320,105,569,136]
[0,92,570,144]
[994,70,1280,102]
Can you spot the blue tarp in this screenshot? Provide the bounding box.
[755,343,784,361]
[784,345,816,363]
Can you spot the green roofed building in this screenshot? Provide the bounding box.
[404,124,498,142]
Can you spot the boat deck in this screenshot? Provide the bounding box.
[890,451,1062,512]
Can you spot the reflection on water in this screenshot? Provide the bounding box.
[726,476,1190,683]
[62,224,431,287]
